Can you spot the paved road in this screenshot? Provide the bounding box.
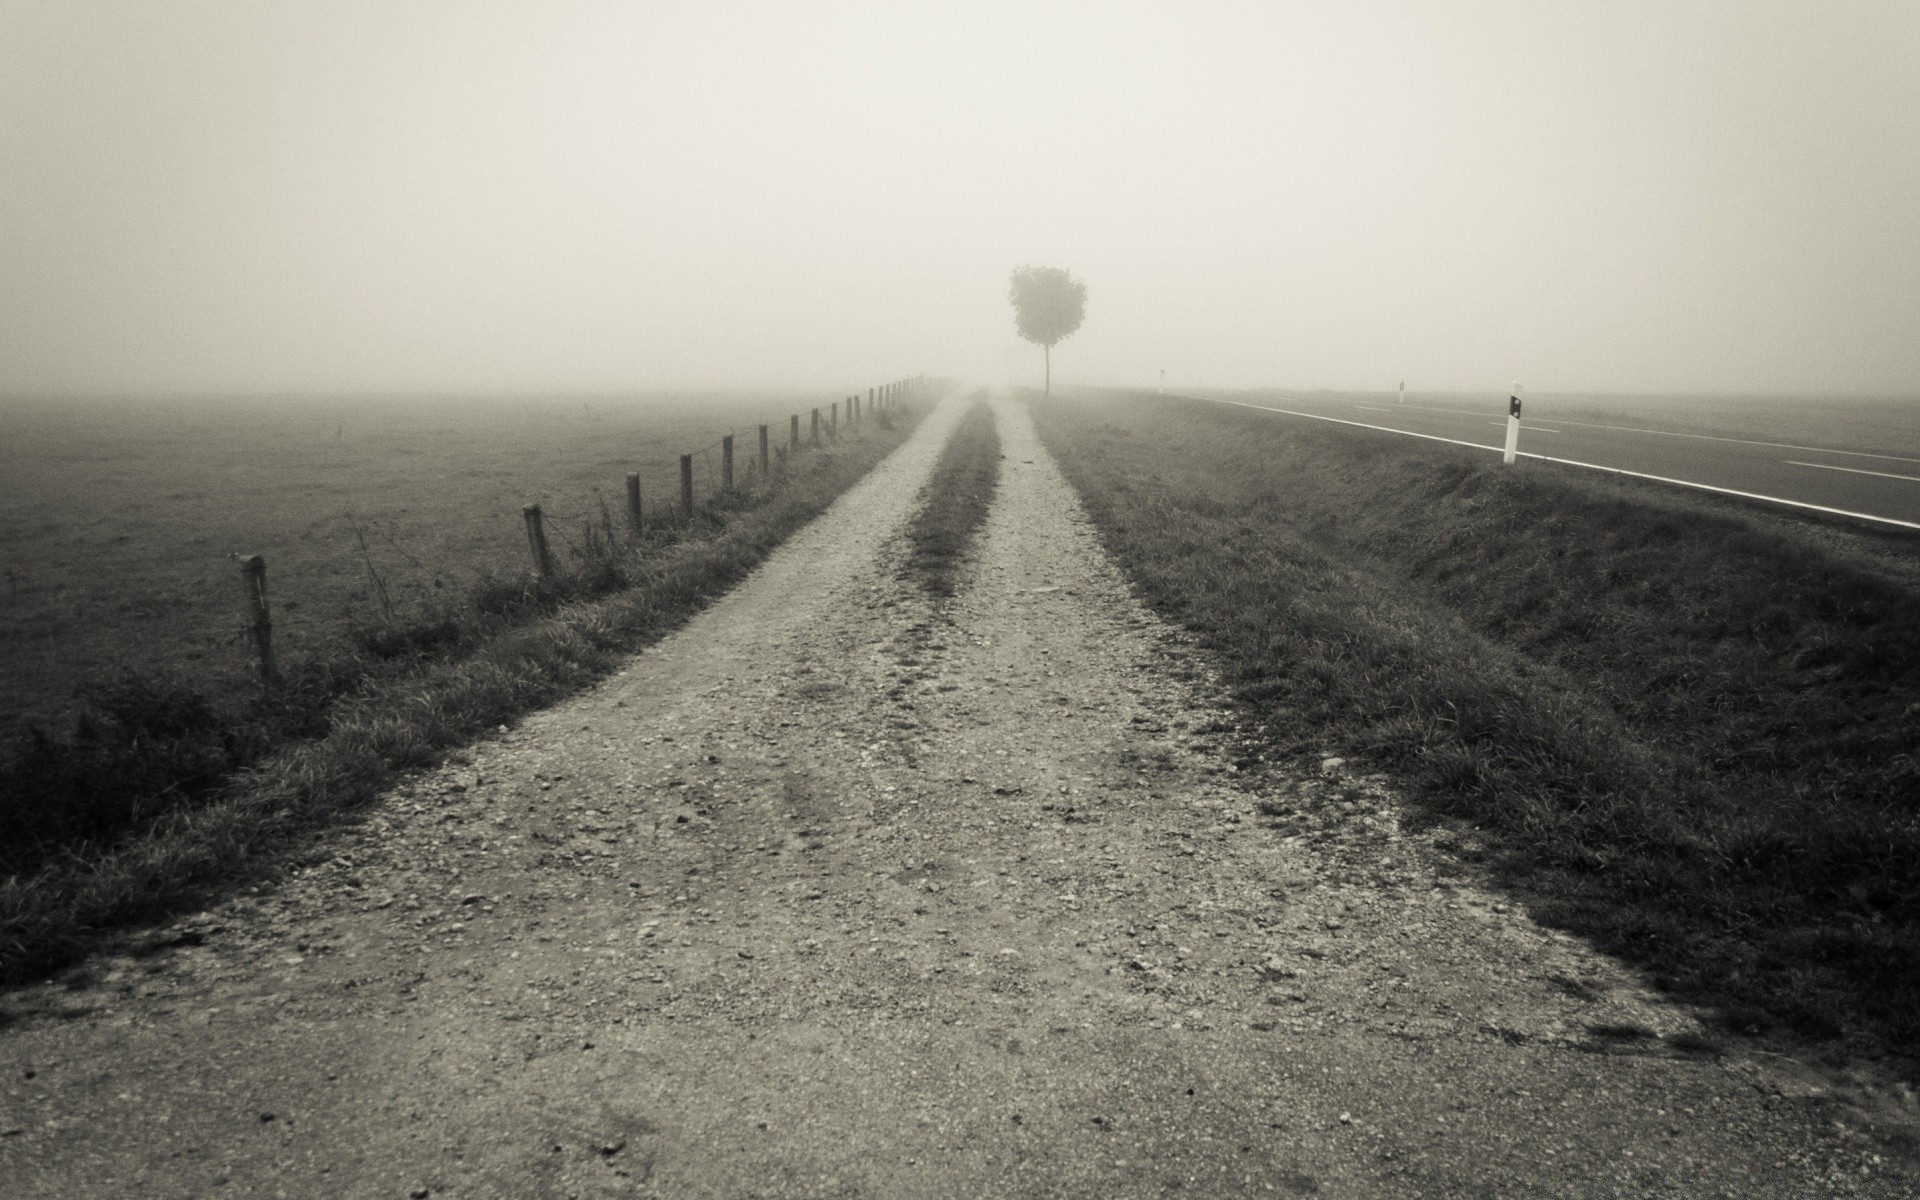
[3,390,1914,1197]
[1183,392,1920,531]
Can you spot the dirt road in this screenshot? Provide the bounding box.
[3,388,1913,1197]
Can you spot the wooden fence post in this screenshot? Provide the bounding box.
[237,554,277,692]
[680,454,695,517]
[625,473,642,529]
[789,414,800,455]
[869,386,876,411]
[830,401,839,440]
[721,435,735,490]
[522,504,554,578]
[758,424,770,476]
[810,408,821,446]
[851,394,860,423]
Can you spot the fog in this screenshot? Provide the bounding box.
[3,1,1916,397]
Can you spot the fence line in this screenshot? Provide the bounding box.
[233,376,928,689]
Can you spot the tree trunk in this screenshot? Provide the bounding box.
[1044,343,1051,396]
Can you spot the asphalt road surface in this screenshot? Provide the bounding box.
[1187,392,1920,531]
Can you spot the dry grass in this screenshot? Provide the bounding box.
[1032,386,1920,1066]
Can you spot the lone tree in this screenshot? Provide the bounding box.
[1007,265,1087,395]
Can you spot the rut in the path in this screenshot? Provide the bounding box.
[1,387,1909,1199]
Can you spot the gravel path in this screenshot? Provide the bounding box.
[3,388,1914,1198]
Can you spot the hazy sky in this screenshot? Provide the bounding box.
[3,1,1916,395]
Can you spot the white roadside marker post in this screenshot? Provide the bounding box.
[1503,382,1523,465]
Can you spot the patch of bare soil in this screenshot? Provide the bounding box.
[2,389,1914,1198]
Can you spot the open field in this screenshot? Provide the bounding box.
[0,391,865,733]
[1033,386,1920,1064]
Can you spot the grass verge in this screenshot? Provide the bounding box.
[1031,387,1920,1065]
[0,396,930,982]
[902,392,1000,598]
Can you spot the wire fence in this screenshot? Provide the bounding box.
[230,377,926,691]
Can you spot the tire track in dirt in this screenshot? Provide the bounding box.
[1,388,1911,1198]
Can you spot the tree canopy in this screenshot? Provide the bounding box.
[1007,265,1087,349]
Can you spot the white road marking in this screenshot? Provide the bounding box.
[1188,396,1920,532]
[1266,395,1920,464]
[1783,460,1920,483]
[1352,405,1394,412]
[1488,422,1560,433]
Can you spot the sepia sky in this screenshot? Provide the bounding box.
[3,1,1916,396]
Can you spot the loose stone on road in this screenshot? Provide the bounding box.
[2,388,1911,1197]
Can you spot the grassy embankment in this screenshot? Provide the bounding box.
[901,393,1000,598]
[1031,387,1920,1063]
[0,390,931,981]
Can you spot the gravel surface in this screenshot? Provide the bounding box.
[3,387,1916,1198]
